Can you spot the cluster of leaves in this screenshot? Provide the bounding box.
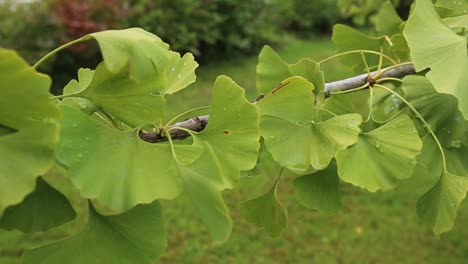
[0,0,467,263]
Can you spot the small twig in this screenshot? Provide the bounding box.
[139,116,208,143]
[139,64,416,143]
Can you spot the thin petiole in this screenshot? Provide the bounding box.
[95,112,118,129]
[374,84,447,171]
[328,82,370,96]
[360,52,371,80]
[319,50,398,65]
[164,106,210,129]
[373,62,413,80]
[365,87,374,122]
[377,77,403,83]
[49,91,82,100]
[33,37,86,70]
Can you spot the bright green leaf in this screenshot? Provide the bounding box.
[67,63,166,127]
[188,76,260,189]
[288,59,325,94]
[164,51,198,95]
[332,24,395,72]
[256,45,290,95]
[0,166,88,252]
[241,181,287,237]
[256,77,316,123]
[293,164,341,213]
[22,202,167,264]
[373,0,403,35]
[0,50,60,216]
[86,28,170,81]
[177,76,260,242]
[321,89,370,120]
[261,114,362,171]
[57,106,202,214]
[401,75,467,148]
[403,0,468,118]
[337,115,423,191]
[62,68,98,114]
[435,0,468,17]
[442,14,468,28]
[417,171,468,235]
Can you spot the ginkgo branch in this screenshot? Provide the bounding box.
[139,64,416,143]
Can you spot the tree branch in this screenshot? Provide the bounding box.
[324,64,415,93]
[139,64,415,143]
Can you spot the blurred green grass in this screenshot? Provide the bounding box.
[160,35,468,264]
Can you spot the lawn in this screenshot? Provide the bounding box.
[159,35,468,263]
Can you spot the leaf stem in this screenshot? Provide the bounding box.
[318,50,398,65]
[374,84,447,171]
[49,91,82,100]
[328,82,369,95]
[373,62,413,80]
[33,37,86,70]
[164,106,210,129]
[376,77,403,83]
[365,87,374,122]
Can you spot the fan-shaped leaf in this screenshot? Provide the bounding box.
[177,76,260,242]
[86,28,170,81]
[288,59,325,94]
[256,46,290,95]
[57,106,202,214]
[22,202,166,264]
[332,24,393,72]
[293,164,341,213]
[403,0,468,118]
[417,171,468,235]
[401,75,467,148]
[261,114,362,171]
[0,166,88,252]
[256,77,316,122]
[0,50,60,216]
[240,181,287,237]
[64,63,166,127]
[373,0,403,36]
[164,51,198,95]
[337,115,422,191]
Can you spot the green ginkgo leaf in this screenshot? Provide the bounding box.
[178,164,232,243]
[164,51,198,95]
[337,115,422,191]
[417,171,468,235]
[332,24,395,72]
[409,136,443,194]
[321,89,370,120]
[57,106,202,214]
[435,0,468,17]
[293,164,341,213]
[64,63,167,127]
[403,0,468,118]
[187,76,260,189]
[62,68,98,114]
[0,50,60,216]
[22,202,167,264]
[256,45,291,95]
[401,75,467,148]
[256,77,316,122]
[261,114,362,171]
[85,28,170,81]
[176,76,260,242]
[0,166,88,252]
[372,1,403,36]
[288,59,325,94]
[442,14,468,28]
[240,181,287,237]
